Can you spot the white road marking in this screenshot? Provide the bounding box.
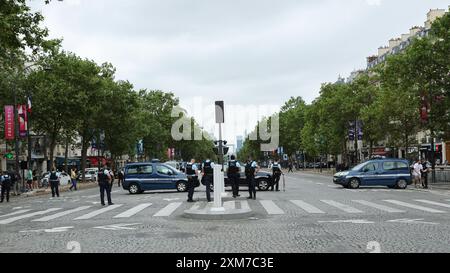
[290,200,325,214]
[0,209,32,218]
[415,200,450,209]
[0,208,62,225]
[387,218,438,225]
[260,200,284,215]
[33,206,92,222]
[316,183,324,185]
[318,219,374,224]
[153,202,182,217]
[321,200,364,213]
[352,200,405,213]
[74,205,123,220]
[163,198,180,202]
[113,203,152,218]
[223,201,236,210]
[189,203,201,210]
[20,227,74,233]
[383,200,446,213]
[93,223,141,231]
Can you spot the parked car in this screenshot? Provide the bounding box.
[40,172,71,186]
[333,158,412,189]
[201,162,273,191]
[77,170,98,182]
[123,160,195,194]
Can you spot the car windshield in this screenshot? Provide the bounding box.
[351,162,367,171]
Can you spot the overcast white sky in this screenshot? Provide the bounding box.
[29,0,448,147]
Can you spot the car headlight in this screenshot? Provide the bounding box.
[340,171,350,176]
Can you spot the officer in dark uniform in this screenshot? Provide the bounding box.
[185,159,199,202]
[202,159,214,202]
[227,155,241,198]
[98,164,113,206]
[1,171,12,203]
[270,159,283,191]
[245,157,258,200]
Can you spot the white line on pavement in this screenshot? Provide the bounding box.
[414,200,450,209]
[0,209,32,218]
[74,205,123,220]
[33,206,92,222]
[290,200,325,214]
[321,200,364,213]
[383,200,446,213]
[113,203,152,218]
[352,200,405,213]
[153,202,183,217]
[260,200,285,215]
[0,208,62,225]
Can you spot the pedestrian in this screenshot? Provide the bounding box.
[412,159,423,189]
[98,164,113,206]
[202,159,214,203]
[49,168,60,198]
[269,159,283,192]
[227,155,241,198]
[421,159,430,189]
[185,159,199,202]
[288,162,293,173]
[109,168,115,189]
[118,169,124,187]
[245,156,259,200]
[70,168,77,191]
[0,171,12,203]
[26,168,33,191]
[32,170,38,190]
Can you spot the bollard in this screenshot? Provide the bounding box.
[211,165,225,212]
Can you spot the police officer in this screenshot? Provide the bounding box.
[49,168,60,198]
[185,159,199,202]
[1,171,12,203]
[245,157,258,200]
[270,159,283,192]
[227,155,241,198]
[98,164,113,206]
[202,159,215,203]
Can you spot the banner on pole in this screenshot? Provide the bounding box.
[4,106,15,140]
[18,105,27,138]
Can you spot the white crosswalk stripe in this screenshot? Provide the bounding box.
[352,200,405,213]
[0,208,62,225]
[74,205,123,220]
[414,200,450,209]
[114,203,152,218]
[290,200,325,214]
[154,202,182,217]
[260,200,285,215]
[0,209,32,218]
[33,206,92,222]
[321,200,364,213]
[383,200,446,213]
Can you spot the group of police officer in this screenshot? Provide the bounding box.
[183,156,283,202]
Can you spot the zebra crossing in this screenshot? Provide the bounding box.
[1,198,450,225]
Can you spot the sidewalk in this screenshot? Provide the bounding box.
[8,181,98,199]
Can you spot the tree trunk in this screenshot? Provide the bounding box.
[404,133,409,160]
[369,140,374,158]
[64,136,69,173]
[81,136,88,182]
[49,137,56,171]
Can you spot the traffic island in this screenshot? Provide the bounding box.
[183,199,254,220]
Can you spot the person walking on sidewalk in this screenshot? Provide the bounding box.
[98,164,113,206]
[0,171,12,203]
[70,168,77,191]
[32,170,38,190]
[421,159,430,189]
[288,162,294,173]
[26,169,33,192]
[412,159,423,189]
[49,168,60,198]
[118,169,124,187]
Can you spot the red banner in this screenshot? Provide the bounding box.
[4,106,15,140]
[18,105,27,138]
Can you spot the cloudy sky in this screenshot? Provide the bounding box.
[29,0,448,147]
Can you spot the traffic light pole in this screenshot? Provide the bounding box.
[219,123,224,170]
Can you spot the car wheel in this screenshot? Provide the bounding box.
[177,181,187,192]
[396,179,408,190]
[257,179,270,191]
[348,178,360,189]
[128,183,141,195]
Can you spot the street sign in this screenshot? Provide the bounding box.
[215,101,224,124]
[4,153,14,160]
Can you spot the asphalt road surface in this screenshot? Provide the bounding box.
[1,171,450,253]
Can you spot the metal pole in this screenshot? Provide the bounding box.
[219,123,224,170]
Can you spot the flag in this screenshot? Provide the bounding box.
[27,97,32,113]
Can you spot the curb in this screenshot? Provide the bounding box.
[14,182,99,199]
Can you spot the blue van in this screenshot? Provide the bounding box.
[123,160,196,194]
[333,158,412,189]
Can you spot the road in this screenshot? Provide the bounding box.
[1,171,450,253]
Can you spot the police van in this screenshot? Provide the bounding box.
[123,160,194,194]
